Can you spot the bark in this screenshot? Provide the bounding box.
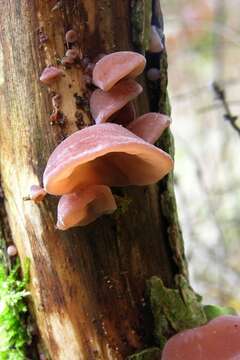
[0,1,187,359]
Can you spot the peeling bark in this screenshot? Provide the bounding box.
[0,1,187,359]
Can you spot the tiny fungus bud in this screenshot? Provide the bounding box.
[43,123,173,195]
[7,245,17,257]
[90,79,142,124]
[27,185,47,203]
[40,66,63,85]
[52,94,62,109]
[56,186,117,230]
[127,113,171,144]
[39,30,48,46]
[52,94,61,109]
[162,315,240,360]
[65,48,80,60]
[148,26,164,53]
[146,68,161,81]
[92,51,146,91]
[61,56,75,66]
[65,29,78,43]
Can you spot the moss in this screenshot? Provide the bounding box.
[113,195,132,219]
[130,0,152,52]
[0,258,31,359]
[147,276,207,348]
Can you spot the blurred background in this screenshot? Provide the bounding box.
[162,0,240,309]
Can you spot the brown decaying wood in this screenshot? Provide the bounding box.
[0,1,175,359]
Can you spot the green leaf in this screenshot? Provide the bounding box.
[204,304,237,321]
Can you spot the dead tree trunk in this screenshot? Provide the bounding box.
[0,1,187,359]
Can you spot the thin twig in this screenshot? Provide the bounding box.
[171,77,239,101]
[197,100,240,114]
[212,81,240,137]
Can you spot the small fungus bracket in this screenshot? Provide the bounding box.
[147,275,207,348]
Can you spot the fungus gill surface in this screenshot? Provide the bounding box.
[43,123,173,195]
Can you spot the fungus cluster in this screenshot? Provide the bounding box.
[39,29,87,127]
[162,315,240,360]
[39,30,82,83]
[39,29,82,83]
[36,47,173,230]
[61,30,81,66]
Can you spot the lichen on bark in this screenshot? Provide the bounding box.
[148,276,207,348]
